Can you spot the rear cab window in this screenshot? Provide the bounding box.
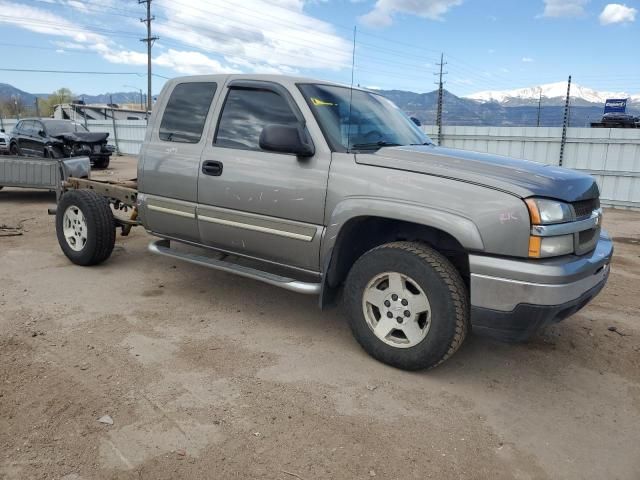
[159,82,217,143]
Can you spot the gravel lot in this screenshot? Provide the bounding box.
[1,155,639,479]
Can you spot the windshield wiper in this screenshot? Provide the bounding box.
[350,140,402,150]
[409,142,433,146]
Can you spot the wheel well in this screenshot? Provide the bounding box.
[325,216,469,292]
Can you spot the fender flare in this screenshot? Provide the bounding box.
[318,198,484,309]
[321,197,484,261]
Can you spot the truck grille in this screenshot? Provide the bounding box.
[572,198,600,219]
[576,227,600,255]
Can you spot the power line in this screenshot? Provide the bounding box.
[0,68,144,75]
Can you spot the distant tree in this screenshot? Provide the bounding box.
[36,88,75,117]
[0,96,32,119]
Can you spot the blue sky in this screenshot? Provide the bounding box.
[0,0,638,97]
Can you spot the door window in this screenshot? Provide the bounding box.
[215,88,298,151]
[159,82,217,143]
[33,121,44,136]
[23,121,36,135]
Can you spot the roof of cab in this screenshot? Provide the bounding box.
[164,74,370,92]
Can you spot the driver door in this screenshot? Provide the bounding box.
[197,80,330,272]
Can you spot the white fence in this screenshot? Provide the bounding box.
[424,126,640,209]
[2,117,638,208]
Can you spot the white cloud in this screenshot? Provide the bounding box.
[599,3,637,24]
[153,0,351,71]
[0,1,105,43]
[359,0,463,27]
[522,57,534,62]
[541,0,588,17]
[155,49,242,75]
[65,0,89,12]
[0,0,352,76]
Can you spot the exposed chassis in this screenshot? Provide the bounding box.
[60,177,140,235]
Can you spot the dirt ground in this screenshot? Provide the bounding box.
[1,155,639,480]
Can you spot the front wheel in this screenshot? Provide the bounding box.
[9,143,19,156]
[56,190,116,266]
[344,241,469,370]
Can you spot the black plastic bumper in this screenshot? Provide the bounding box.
[470,275,608,342]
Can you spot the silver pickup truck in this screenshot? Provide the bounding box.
[53,74,612,370]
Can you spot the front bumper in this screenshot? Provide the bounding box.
[469,231,613,341]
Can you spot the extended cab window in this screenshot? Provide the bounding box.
[159,82,217,143]
[215,88,298,151]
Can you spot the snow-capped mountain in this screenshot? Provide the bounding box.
[466,82,640,105]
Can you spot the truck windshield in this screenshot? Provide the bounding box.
[299,84,432,152]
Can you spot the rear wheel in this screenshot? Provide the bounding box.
[56,190,115,266]
[344,241,469,370]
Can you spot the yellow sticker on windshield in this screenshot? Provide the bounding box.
[311,97,336,107]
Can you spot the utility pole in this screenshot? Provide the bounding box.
[35,98,41,119]
[12,95,20,120]
[536,88,542,127]
[559,75,572,167]
[434,53,447,146]
[110,94,120,156]
[139,0,158,112]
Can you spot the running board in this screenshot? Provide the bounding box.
[148,239,321,295]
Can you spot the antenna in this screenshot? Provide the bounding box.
[346,25,357,152]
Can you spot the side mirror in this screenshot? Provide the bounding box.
[410,117,422,127]
[38,130,46,137]
[0,128,4,133]
[259,124,314,157]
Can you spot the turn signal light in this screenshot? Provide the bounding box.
[528,236,541,258]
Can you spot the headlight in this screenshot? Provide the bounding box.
[525,198,575,258]
[525,198,572,224]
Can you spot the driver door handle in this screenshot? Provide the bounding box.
[202,160,223,176]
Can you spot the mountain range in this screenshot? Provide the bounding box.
[466,82,640,107]
[1,81,638,127]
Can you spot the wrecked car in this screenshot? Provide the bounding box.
[9,118,113,168]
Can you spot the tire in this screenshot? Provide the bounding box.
[92,157,110,169]
[344,241,469,370]
[9,143,19,156]
[56,190,116,266]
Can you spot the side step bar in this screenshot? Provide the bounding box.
[148,239,321,295]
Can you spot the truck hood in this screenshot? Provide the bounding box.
[52,132,109,144]
[356,145,599,202]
